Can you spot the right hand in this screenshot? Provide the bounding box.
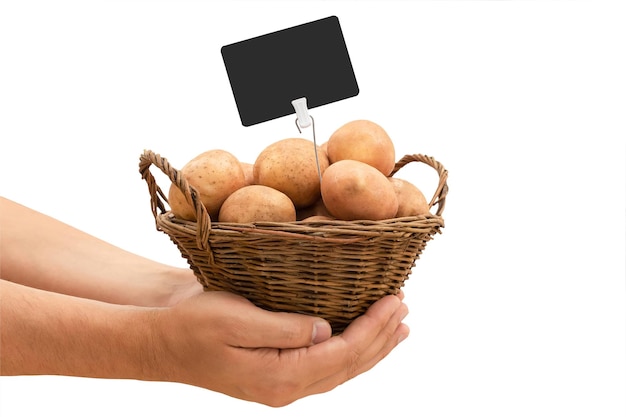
[151,290,409,407]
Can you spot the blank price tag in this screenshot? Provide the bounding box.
[221,16,359,127]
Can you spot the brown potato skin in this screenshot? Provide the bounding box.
[168,149,246,221]
[218,185,296,223]
[295,197,332,221]
[240,162,255,186]
[253,138,329,209]
[301,215,335,222]
[389,177,430,217]
[321,159,398,221]
[167,185,197,221]
[326,120,396,176]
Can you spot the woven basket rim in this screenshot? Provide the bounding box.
[139,150,449,245]
[156,211,445,245]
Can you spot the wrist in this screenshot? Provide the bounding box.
[142,304,186,386]
[125,306,173,383]
[144,295,221,389]
[110,264,200,308]
[159,267,203,307]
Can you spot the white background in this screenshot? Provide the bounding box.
[1,1,625,416]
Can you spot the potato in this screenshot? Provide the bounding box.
[319,140,329,156]
[389,177,430,217]
[321,159,398,220]
[326,119,396,176]
[295,197,332,221]
[167,185,197,221]
[168,149,246,221]
[240,162,255,185]
[301,215,335,222]
[253,138,329,208]
[218,185,296,223]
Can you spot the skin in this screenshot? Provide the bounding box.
[321,160,399,220]
[0,197,409,407]
[327,120,395,176]
[253,138,329,208]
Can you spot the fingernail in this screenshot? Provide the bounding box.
[312,320,331,344]
[398,333,408,344]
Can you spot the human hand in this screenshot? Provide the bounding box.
[151,290,409,407]
[156,268,204,307]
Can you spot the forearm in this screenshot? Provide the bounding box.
[0,278,410,406]
[0,197,197,307]
[0,279,162,379]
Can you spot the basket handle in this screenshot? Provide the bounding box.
[390,154,448,217]
[138,150,211,251]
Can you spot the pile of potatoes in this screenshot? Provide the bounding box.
[168,119,431,223]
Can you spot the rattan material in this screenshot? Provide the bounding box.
[139,150,448,333]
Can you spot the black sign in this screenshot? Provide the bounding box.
[221,16,359,127]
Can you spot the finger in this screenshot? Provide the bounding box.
[301,322,409,400]
[247,311,332,349]
[294,298,409,395]
[345,308,409,377]
[222,296,332,349]
[330,294,408,378]
[283,294,405,387]
[239,292,405,351]
[241,294,408,405]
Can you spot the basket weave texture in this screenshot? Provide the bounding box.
[139,150,448,333]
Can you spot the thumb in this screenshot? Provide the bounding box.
[237,308,332,349]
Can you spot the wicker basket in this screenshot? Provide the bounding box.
[139,149,448,333]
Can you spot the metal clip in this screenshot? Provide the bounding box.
[292,97,312,130]
[292,97,322,184]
